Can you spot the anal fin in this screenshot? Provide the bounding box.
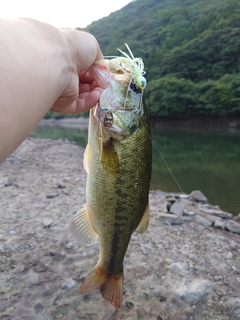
[71,204,98,245]
[135,202,149,234]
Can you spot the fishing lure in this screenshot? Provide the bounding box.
[116,43,147,90]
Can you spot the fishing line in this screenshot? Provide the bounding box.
[137,106,185,195]
[156,148,185,194]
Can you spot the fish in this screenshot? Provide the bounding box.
[71,44,152,308]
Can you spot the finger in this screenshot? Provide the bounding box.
[67,87,103,114]
[79,70,94,83]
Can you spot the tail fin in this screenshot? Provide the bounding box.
[79,265,123,309]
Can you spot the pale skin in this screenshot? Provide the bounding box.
[0,17,104,164]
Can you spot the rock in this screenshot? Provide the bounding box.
[42,219,53,228]
[214,220,225,230]
[176,279,214,305]
[225,220,240,234]
[195,215,212,227]
[165,195,176,203]
[201,208,232,219]
[189,190,208,203]
[158,213,184,225]
[61,278,76,289]
[169,201,185,216]
[199,213,221,223]
[164,202,171,213]
[183,211,197,219]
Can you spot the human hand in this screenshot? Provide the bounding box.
[50,30,104,114]
[0,18,104,163]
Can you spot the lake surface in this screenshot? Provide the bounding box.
[31,124,240,215]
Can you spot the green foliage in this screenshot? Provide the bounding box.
[74,0,240,118]
[146,74,240,117]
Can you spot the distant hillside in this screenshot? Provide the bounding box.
[75,0,240,118]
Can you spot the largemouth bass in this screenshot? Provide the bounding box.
[71,45,152,308]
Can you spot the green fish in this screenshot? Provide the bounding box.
[71,45,152,308]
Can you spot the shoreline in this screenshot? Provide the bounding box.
[39,116,240,130]
[0,138,240,319]
[38,118,89,128]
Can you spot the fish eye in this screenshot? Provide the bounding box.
[130,82,139,92]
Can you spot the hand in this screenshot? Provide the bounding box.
[0,18,104,163]
[51,70,103,114]
[51,30,104,114]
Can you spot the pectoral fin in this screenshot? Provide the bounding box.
[101,138,120,176]
[71,204,98,245]
[83,144,90,174]
[135,202,149,234]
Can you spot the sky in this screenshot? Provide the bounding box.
[0,0,132,29]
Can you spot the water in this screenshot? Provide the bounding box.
[31,124,240,215]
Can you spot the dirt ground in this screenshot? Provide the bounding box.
[0,138,240,320]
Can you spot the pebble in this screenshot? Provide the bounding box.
[46,193,59,199]
[61,278,76,289]
[57,183,66,189]
[0,177,9,187]
[65,242,74,250]
[42,219,53,228]
[9,229,18,235]
[225,252,233,260]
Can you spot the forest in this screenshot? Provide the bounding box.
[46,0,240,119]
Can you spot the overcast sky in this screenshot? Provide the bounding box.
[0,0,132,28]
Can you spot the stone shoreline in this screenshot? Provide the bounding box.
[0,138,240,320]
[38,118,89,129]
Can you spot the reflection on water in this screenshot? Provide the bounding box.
[31,125,240,215]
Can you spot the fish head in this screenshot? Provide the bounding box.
[89,57,147,140]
